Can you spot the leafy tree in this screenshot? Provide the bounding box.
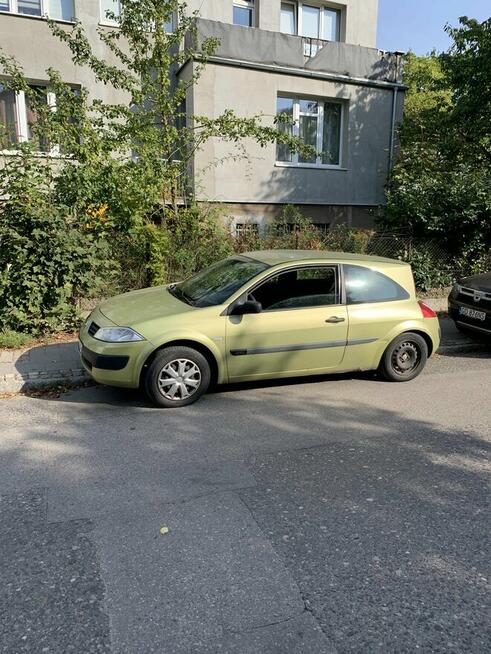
[384,17,491,269]
[0,0,310,229]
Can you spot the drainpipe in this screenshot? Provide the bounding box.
[388,85,398,174]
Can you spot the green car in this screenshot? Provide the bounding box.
[79,250,440,408]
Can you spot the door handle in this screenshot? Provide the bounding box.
[325,316,345,323]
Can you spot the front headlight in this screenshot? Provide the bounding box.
[453,283,462,295]
[93,327,145,342]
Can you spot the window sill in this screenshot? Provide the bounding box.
[275,162,347,171]
[0,149,72,159]
[0,10,75,24]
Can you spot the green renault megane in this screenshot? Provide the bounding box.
[79,250,440,408]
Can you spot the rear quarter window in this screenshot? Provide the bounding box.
[344,264,410,305]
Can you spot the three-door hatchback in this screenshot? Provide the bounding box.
[79,250,440,407]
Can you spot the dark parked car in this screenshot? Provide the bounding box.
[448,272,491,336]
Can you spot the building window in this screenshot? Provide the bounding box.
[233,0,254,27]
[100,0,120,24]
[0,83,58,153]
[280,2,341,43]
[0,0,74,20]
[235,223,259,238]
[280,2,296,35]
[0,84,18,149]
[276,95,343,168]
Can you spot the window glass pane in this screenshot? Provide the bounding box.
[26,86,50,153]
[301,5,320,38]
[254,267,338,310]
[0,1,10,11]
[276,96,294,163]
[0,85,18,148]
[299,115,317,163]
[323,8,340,41]
[344,265,410,305]
[233,6,253,27]
[101,0,120,22]
[18,0,41,16]
[280,3,295,35]
[322,103,341,165]
[299,99,318,114]
[49,0,75,21]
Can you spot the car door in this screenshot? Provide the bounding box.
[225,264,348,382]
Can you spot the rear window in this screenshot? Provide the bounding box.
[344,264,409,305]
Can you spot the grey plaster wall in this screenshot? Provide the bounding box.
[187,1,379,48]
[0,2,129,105]
[191,61,400,207]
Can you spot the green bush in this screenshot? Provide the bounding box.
[0,152,113,334]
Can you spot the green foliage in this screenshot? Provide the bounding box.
[264,205,324,250]
[0,151,112,334]
[0,329,37,349]
[384,18,491,262]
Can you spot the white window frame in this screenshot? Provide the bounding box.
[99,0,120,26]
[0,0,75,22]
[296,1,341,41]
[276,95,345,170]
[280,1,297,35]
[233,0,255,28]
[1,86,60,156]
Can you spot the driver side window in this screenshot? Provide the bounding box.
[251,266,339,310]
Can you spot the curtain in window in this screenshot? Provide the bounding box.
[17,0,41,15]
[26,86,50,153]
[280,3,295,35]
[0,86,18,148]
[49,0,74,21]
[323,8,340,41]
[322,103,341,165]
[301,5,320,38]
[276,97,294,163]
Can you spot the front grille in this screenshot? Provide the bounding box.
[88,321,100,337]
[457,286,491,309]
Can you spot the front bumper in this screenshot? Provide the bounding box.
[79,309,153,388]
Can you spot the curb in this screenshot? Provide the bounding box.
[1,368,90,393]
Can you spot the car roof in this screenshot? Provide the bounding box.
[243,250,407,266]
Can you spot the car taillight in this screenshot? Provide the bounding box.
[418,301,437,318]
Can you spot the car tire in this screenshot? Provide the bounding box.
[379,332,428,382]
[144,346,211,408]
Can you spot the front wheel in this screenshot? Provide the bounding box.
[144,346,211,408]
[379,332,428,382]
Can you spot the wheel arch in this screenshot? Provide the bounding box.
[139,339,221,389]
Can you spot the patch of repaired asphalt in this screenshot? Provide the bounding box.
[0,489,110,653]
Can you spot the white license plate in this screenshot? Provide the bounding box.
[459,306,486,321]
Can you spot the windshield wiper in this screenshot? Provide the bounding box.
[169,284,195,306]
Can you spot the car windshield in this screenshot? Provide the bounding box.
[169,256,269,308]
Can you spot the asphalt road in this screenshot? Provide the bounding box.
[1,349,490,653]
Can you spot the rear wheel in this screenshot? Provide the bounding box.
[144,346,211,408]
[379,332,428,382]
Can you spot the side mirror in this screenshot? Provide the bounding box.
[230,298,262,315]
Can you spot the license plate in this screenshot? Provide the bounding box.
[459,306,486,321]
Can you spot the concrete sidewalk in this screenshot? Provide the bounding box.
[0,316,488,393]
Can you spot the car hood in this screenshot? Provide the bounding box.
[98,285,194,326]
[460,271,491,292]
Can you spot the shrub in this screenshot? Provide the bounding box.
[0,152,113,334]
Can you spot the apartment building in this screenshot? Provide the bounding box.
[0,1,405,231]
